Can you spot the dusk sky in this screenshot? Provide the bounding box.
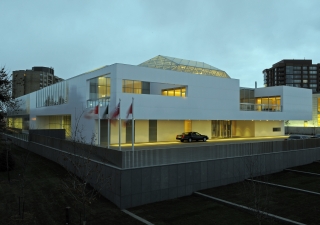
[1,0,320,88]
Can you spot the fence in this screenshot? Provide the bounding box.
[122,138,320,168]
[29,134,123,168]
[2,132,29,141]
[5,132,320,169]
[285,126,319,135]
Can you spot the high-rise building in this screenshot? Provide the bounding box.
[263,59,320,93]
[12,66,64,98]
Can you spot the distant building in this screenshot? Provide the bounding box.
[12,66,64,98]
[263,59,320,93]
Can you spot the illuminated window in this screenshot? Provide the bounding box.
[89,75,111,99]
[255,96,281,111]
[162,87,187,97]
[122,79,150,94]
[7,117,22,129]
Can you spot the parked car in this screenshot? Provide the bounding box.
[176,132,209,142]
[310,134,320,138]
[285,135,310,140]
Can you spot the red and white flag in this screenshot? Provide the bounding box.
[94,105,99,114]
[110,102,120,125]
[84,105,99,119]
[126,103,132,119]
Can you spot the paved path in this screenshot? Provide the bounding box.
[104,136,288,151]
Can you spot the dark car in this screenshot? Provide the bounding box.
[176,132,209,142]
[285,135,310,140]
[310,134,320,138]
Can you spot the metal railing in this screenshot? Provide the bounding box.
[1,132,29,141]
[4,132,320,169]
[240,103,282,112]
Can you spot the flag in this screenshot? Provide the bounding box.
[94,105,99,114]
[126,103,133,119]
[111,103,120,119]
[104,105,109,117]
[110,102,120,126]
[84,105,99,119]
[123,103,133,126]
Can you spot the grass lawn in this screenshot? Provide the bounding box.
[0,142,143,225]
[266,170,320,193]
[290,162,320,174]
[129,194,282,225]
[200,175,320,225]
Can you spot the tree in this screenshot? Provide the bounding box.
[0,67,16,120]
[241,155,273,225]
[0,67,19,182]
[59,110,108,225]
[0,141,15,172]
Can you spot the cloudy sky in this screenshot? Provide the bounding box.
[1,0,320,87]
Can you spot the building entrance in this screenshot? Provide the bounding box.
[212,120,232,138]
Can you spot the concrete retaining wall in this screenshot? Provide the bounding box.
[7,135,320,209]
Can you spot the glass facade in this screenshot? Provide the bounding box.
[122,79,150,94]
[162,87,186,97]
[255,96,281,111]
[48,115,71,138]
[240,88,255,104]
[36,80,68,107]
[139,55,230,78]
[122,79,187,97]
[89,75,111,99]
[7,117,23,129]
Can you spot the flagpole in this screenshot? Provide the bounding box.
[107,103,110,149]
[132,97,134,152]
[98,104,100,146]
[119,98,121,151]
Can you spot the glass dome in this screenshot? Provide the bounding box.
[138,55,230,78]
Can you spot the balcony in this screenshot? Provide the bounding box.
[240,103,282,112]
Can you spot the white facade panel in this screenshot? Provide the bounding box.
[157,120,184,142]
[192,121,211,137]
[135,120,149,143]
[254,121,284,136]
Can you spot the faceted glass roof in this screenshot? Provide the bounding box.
[138,55,230,78]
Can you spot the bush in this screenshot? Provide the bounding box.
[0,148,15,172]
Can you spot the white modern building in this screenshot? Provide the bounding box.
[8,55,312,146]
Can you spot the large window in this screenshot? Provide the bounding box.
[7,118,23,129]
[122,80,150,94]
[122,79,187,97]
[240,88,255,104]
[48,115,71,138]
[36,80,68,107]
[255,96,281,111]
[162,87,186,97]
[89,75,111,99]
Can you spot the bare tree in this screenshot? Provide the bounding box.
[241,155,273,225]
[0,67,21,183]
[60,110,108,225]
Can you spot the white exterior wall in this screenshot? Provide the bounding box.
[135,120,149,143]
[192,121,211,137]
[235,121,255,137]
[287,93,319,127]
[157,120,184,141]
[254,121,284,136]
